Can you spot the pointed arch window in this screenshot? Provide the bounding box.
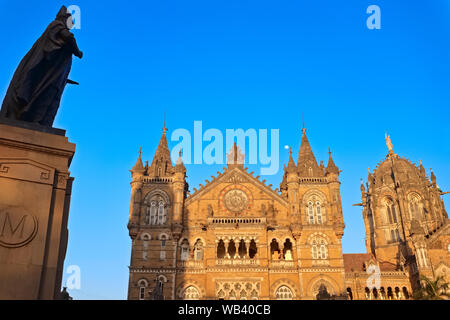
[146,192,169,226]
[308,202,314,224]
[408,195,422,221]
[180,239,189,261]
[160,234,167,260]
[194,239,204,261]
[316,201,322,224]
[311,237,328,260]
[307,198,324,224]
[182,286,200,300]
[158,201,166,224]
[275,286,293,300]
[319,240,327,259]
[312,241,318,259]
[384,199,398,225]
[148,201,157,225]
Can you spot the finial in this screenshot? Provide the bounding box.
[179,148,183,157]
[289,147,292,157]
[162,112,168,134]
[328,147,332,156]
[419,160,422,165]
[138,146,142,157]
[302,114,306,135]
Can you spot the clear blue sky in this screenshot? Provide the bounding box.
[1,0,449,299]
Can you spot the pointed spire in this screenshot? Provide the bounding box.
[149,122,173,177]
[175,148,186,173]
[326,147,339,175]
[419,160,425,176]
[286,147,297,173]
[297,124,321,176]
[162,112,168,134]
[430,168,436,185]
[226,142,244,167]
[131,147,145,173]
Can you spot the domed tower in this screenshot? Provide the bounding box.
[360,132,449,288]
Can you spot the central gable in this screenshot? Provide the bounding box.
[184,167,289,219]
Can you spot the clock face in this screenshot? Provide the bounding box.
[223,189,249,213]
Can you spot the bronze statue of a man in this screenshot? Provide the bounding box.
[0,6,83,127]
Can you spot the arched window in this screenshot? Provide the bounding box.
[346,288,353,300]
[270,239,280,260]
[137,279,148,300]
[402,287,409,299]
[141,233,150,261]
[275,285,293,300]
[387,287,393,300]
[283,239,293,260]
[408,194,422,221]
[149,201,157,225]
[307,198,324,224]
[238,239,246,258]
[312,240,318,259]
[145,191,170,226]
[384,199,398,224]
[160,234,167,260]
[249,240,257,258]
[217,240,225,258]
[308,202,314,224]
[158,201,166,224]
[227,240,236,259]
[365,287,371,300]
[182,286,200,300]
[316,201,322,224]
[194,239,204,261]
[180,239,189,261]
[311,237,327,260]
[319,240,327,259]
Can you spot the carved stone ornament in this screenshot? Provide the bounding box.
[0,209,38,248]
[223,189,249,213]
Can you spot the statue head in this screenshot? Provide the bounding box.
[56,6,72,26]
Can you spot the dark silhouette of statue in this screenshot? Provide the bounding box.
[60,287,73,300]
[150,280,165,300]
[0,6,83,127]
[316,284,331,300]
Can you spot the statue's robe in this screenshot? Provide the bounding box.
[0,19,74,126]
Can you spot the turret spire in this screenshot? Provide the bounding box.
[131,147,145,173]
[297,125,321,176]
[149,123,173,176]
[286,147,297,173]
[326,147,339,175]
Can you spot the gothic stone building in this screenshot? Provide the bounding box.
[126,127,450,300]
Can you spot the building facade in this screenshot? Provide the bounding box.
[126,126,449,300]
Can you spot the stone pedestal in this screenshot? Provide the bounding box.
[0,121,75,299]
